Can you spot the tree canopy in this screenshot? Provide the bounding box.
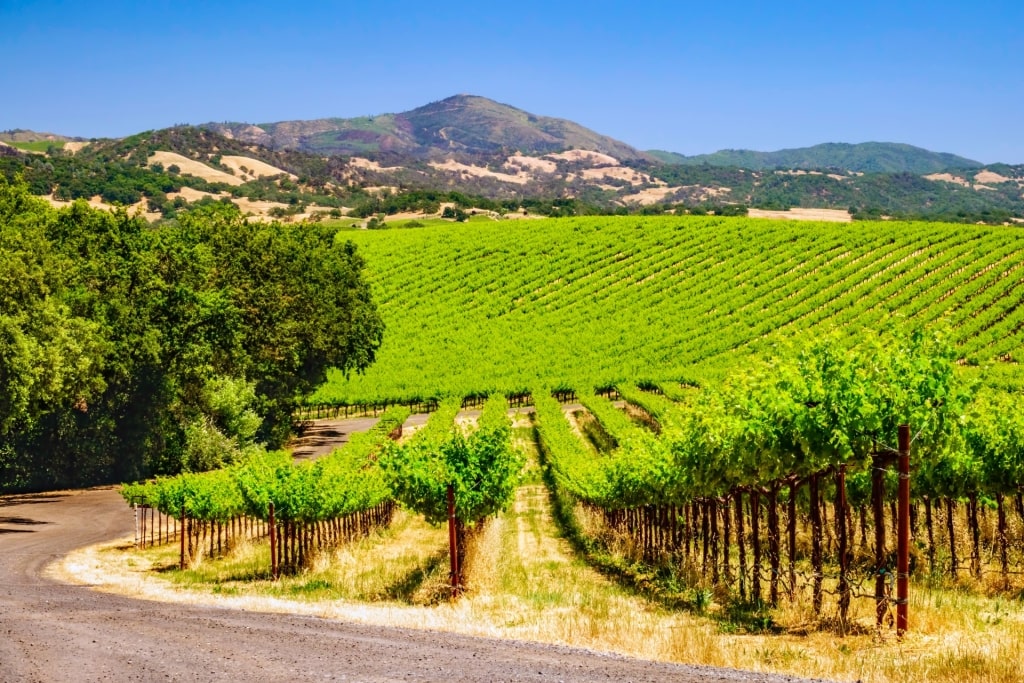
[0,176,382,492]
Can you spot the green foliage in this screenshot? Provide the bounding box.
[122,406,410,521]
[171,205,384,447]
[382,395,522,526]
[0,177,382,492]
[533,390,609,503]
[179,376,264,472]
[7,141,65,154]
[311,215,1024,406]
[539,330,967,511]
[441,206,468,222]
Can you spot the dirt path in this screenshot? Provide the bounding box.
[0,416,824,682]
[288,415,381,460]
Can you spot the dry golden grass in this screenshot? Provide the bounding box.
[148,151,244,186]
[427,160,530,185]
[748,208,852,222]
[219,155,296,181]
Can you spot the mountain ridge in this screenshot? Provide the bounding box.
[648,142,982,174]
[3,95,1022,225]
[204,94,649,161]
[5,95,993,173]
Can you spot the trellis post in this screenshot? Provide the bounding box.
[897,424,911,636]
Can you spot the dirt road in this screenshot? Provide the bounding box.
[0,419,826,682]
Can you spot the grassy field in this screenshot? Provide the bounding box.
[312,215,1024,405]
[7,140,65,153]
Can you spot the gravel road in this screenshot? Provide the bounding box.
[0,419,831,683]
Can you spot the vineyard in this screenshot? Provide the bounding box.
[122,407,411,574]
[113,213,1024,662]
[121,395,521,588]
[310,216,1024,406]
[528,330,1024,632]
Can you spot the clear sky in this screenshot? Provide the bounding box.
[2,0,1021,163]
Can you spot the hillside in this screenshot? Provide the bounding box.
[204,95,648,161]
[2,96,1023,223]
[0,129,80,144]
[311,216,1024,405]
[649,142,982,173]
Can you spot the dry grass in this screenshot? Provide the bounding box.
[748,208,852,222]
[148,151,244,186]
[42,193,162,222]
[427,160,530,185]
[924,173,971,188]
[620,187,678,205]
[56,437,1024,683]
[545,150,620,166]
[219,155,296,181]
[505,155,558,174]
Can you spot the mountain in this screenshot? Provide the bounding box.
[3,95,1021,226]
[0,129,79,144]
[648,142,983,174]
[204,95,648,161]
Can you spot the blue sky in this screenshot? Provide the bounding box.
[2,1,1021,163]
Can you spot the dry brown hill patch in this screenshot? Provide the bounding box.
[620,187,677,205]
[924,172,970,187]
[148,151,243,186]
[505,155,557,174]
[428,160,530,185]
[974,170,1013,184]
[43,194,162,222]
[545,149,619,166]
[749,208,852,222]
[219,155,295,181]
[580,166,662,186]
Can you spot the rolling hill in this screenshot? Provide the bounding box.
[2,95,1023,224]
[648,142,982,174]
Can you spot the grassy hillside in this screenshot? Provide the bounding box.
[312,216,1024,404]
[650,142,982,173]
[5,123,1022,224]
[0,129,78,144]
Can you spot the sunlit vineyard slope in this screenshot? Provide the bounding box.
[313,216,1024,404]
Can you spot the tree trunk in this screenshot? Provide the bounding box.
[872,456,887,627]
[859,505,868,554]
[751,491,762,604]
[787,481,798,602]
[835,465,850,632]
[710,499,720,584]
[968,495,981,579]
[722,496,731,584]
[767,486,781,606]
[700,501,710,579]
[683,504,691,559]
[925,496,936,574]
[810,474,823,614]
[735,492,747,601]
[946,499,958,579]
[997,493,1009,589]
